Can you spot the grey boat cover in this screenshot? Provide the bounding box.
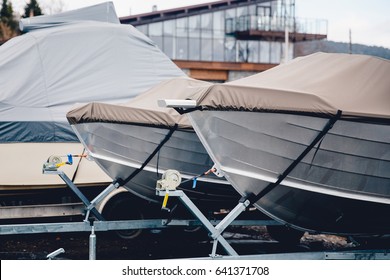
[67,77,211,130]
[0,2,184,143]
[190,52,390,121]
[19,2,120,32]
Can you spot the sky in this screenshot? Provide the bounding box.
[9,0,390,48]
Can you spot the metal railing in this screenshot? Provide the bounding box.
[226,15,327,36]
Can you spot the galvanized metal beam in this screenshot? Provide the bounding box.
[0,219,279,235]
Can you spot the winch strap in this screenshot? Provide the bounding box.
[117,124,178,186]
[250,110,342,204]
[71,148,86,182]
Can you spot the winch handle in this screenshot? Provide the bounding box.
[67,154,73,165]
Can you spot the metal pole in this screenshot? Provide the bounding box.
[284,0,289,63]
[89,221,96,260]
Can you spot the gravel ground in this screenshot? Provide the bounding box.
[1,225,380,260]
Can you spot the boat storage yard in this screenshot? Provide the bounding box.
[1,3,390,262]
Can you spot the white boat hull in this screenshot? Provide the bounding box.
[189,111,390,235]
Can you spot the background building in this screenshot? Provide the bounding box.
[121,0,327,82]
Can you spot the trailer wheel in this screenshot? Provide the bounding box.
[266,225,304,244]
[102,193,144,240]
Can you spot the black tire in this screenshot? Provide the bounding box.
[102,194,145,240]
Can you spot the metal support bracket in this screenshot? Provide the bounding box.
[156,189,250,257]
[43,170,105,221]
[86,181,120,213]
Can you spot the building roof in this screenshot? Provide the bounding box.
[120,0,271,25]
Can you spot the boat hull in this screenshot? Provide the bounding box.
[72,123,239,211]
[189,111,390,235]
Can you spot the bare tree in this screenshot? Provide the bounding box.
[0,0,18,42]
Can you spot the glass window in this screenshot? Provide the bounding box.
[228,7,250,32]
[259,41,270,63]
[201,13,212,29]
[164,36,175,59]
[189,15,200,38]
[213,11,224,38]
[225,18,235,34]
[163,20,175,36]
[225,8,236,19]
[238,41,249,62]
[236,7,247,17]
[248,41,260,63]
[237,15,248,31]
[201,13,212,38]
[189,38,200,60]
[136,24,148,35]
[225,8,236,34]
[257,5,271,16]
[201,38,212,61]
[176,37,188,60]
[225,37,236,62]
[288,44,294,61]
[176,17,187,37]
[149,22,162,36]
[257,6,271,31]
[248,4,257,15]
[213,38,224,61]
[270,41,281,63]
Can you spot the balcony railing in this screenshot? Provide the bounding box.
[226,15,328,38]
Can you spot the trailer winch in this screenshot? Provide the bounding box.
[42,154,86,171]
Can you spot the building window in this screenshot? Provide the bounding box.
[213,38,224,61]
[213,11,225,38]
[270,41,282,63]
[149,22,162,36]
[225,37,236,62]
[148,22,163,50]
[189,38,201,60]
[164,36,175,59]
[176,37,188,60]
[188,15,200,37]
[248,41,260,63]
[260,41,271,63]
[136,24,148,35]
[163,20,175,36]
[130,1,300,65]
[201,38,213,61]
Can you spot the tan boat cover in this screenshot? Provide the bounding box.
[67,52,390,127]
[67,77,211,129]
[191,52,390,120]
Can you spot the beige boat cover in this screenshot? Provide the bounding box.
[67,52,390,128]
[190,52,390,120]
[67,77,211,129]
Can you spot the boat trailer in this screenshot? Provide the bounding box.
[1,166,389,260]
